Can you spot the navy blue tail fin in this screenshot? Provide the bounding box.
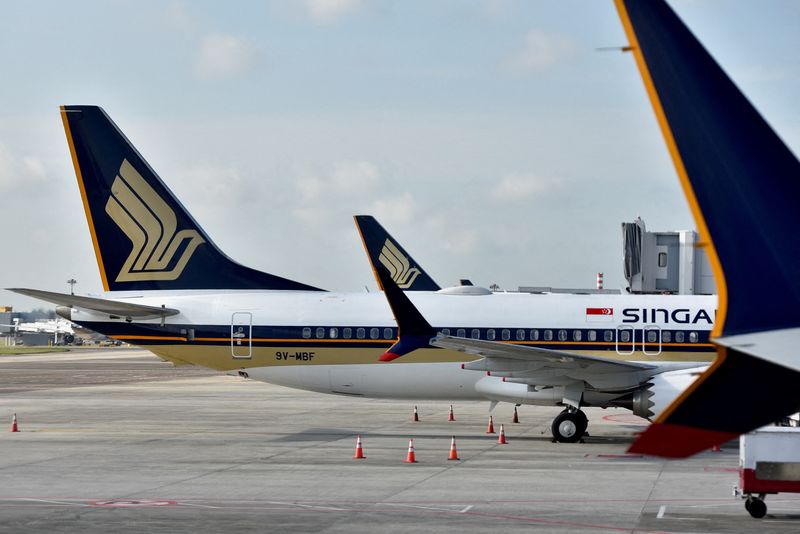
[354,215,440,291]
[614,0,800,456]
[61,106,322,292]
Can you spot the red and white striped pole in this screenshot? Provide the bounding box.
[596,272,604,290]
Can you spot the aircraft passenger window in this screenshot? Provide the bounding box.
[471,329,480,339]
[329,328,338,339]
[357,328,365,339]
[530,329,539,341]
[675,331,685,343]
[316,327,325,339]
[544,330,553,341]
[487,329,496,341]
[658,252,668,268]
[558,330,567,341]
[647,330,657,343]
[370,328,379,339]
[620,330,631,342]
[573,330,582,341]
[501,329,510,341]
[516,329,525,341]
[302,327,311,339]
[441,328,451,336]
[588,330,596,342]
[384,328,393,339]
[662,331,672,343]
[343,328,352,339]
[604,330,613,342]
[457,329,466,337]
[689,331,698,343]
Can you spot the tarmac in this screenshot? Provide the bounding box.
[1,348,798,533]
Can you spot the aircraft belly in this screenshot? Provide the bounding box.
[247,363,484,400]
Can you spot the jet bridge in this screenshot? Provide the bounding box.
[622,217,716,295]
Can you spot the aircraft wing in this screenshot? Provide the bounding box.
[6,288,180,319]
[432,334,668,391]
[615,0,800,457]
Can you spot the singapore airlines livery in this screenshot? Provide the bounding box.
[8,105,718,444]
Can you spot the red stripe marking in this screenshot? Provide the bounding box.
[627,422,738,458]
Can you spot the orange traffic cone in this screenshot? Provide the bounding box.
[353,435,365,459]
[498,424,508,444]
[413,406,419,422]
[448,436,460,460]
[448,405,455,422]
[512,406,520,423]
[486,415,495,434]
[404,438,418,463]
[10,414,18,433]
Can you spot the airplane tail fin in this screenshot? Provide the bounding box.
[614,0,800,456]
[61,106,322,292]
[354,215,440,291]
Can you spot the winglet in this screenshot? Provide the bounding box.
[370,240,438,362]
[354,215,440,291]
[614,0,800,456]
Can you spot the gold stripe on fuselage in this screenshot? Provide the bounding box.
[141,345,714,372]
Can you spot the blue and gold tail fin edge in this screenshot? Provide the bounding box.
[614,0,800,456]
[61,105,323,292]
[354,215,440,292]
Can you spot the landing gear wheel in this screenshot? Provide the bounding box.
[747,497,766,519]
[551,410,587,443]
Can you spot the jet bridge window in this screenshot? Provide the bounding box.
[329,328,338,339]
[315,327,325,339]
[516,329,525,341]
[370,328,379,339]
[501,329,510,341]
[384,328,393,339]
[675,331,685,343]
[587,330,596,342]
[544,330,553,341]
[530,329,539,341]
[689,331,699,343]
[573,330,582,341]
[343,328,352,339]
[457,329,466,337]
[662,331,672,343]
[302,327,311,339]
[356,328,365,339]
[471,329,480,339]
[558,330,568,341]
[487,329,496,341]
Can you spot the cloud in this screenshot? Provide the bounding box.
[503,29,577,74]
[304,0,364,23]
[368,192,417,225]
[490,173,562,201]
[194,33,257,80]
[0,144,50,190]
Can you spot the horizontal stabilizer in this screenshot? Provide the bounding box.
[7,288,180,319]
[629,347,800,457]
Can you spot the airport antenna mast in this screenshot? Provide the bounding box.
[67,278,77,295]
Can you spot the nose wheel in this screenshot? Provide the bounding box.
[551,409,588,443]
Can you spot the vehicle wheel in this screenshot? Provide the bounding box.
[551,410,585,443]
[748,498,766,519]
[744,498,751,512]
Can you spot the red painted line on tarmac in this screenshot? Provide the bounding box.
[703,466,738,473]
[602,414,649,425]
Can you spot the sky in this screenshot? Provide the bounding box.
[1,0,798,310]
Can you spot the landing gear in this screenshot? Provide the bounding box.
[745,494,767,518]
[551,408,588,443]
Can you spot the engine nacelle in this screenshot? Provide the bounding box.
[614,366,707,419]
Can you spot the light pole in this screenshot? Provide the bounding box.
[67,279,77,295]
